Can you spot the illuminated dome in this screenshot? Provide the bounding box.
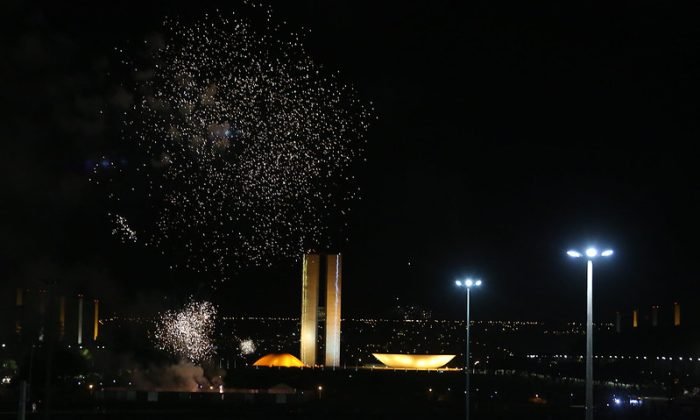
[372,353,456,370]
[253,353,305,368]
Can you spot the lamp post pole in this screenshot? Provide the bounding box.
[465,286,471,420]
[586,259,593,420]
[455,278,481,420]
[567,247,613,420]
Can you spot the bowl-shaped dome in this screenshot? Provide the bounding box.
[253,353,305,368]
[372,353,456,369]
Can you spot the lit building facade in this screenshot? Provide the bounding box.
[325,254,342,367]
[300,254,320,365]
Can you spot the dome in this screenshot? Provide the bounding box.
[253,353,305,368]
[372,353,456,369]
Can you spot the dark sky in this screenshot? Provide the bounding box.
[3,1,700,323]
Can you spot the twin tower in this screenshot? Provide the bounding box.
[300,253,342,367]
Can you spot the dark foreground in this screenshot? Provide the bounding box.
[1,369,698,419]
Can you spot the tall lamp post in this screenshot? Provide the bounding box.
[455,278,482,420]
[567,247,613,420]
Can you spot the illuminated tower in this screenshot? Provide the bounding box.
[77,294,84,345]
[300,253,342,367]
[93,299,99,341]
[325,254,342,367]
[673,302,681,327]
[632,309,638,328]
[300,254,320,366]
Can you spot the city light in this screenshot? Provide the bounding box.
[568,248,614,260]
[456,279,482,289]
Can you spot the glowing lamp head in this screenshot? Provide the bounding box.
[585,248,598,258]
[567,250,582,258]
[601,249,613,257]
[457,278,482,288]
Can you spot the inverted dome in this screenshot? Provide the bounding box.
[372,353,456,369]
[253,353,305,368]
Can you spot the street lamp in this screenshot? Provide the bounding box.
[455,278,482,420]
[567,247,613,420]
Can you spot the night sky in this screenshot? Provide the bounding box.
[3,1,700,323]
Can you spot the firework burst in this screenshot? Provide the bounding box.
[110,213,137,243]
[239,338,256,355]
[95,4,373,281]
[152,300,217,363]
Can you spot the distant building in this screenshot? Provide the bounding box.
[253,353,304,368]
[8,287,100,345]
[300,253,342,367]
[372,353,456,370]
[615,302,684,332]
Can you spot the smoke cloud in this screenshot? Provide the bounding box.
[131,360,225,392]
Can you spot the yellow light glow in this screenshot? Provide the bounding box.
[253,353,305,368]
[372,353,456,370]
